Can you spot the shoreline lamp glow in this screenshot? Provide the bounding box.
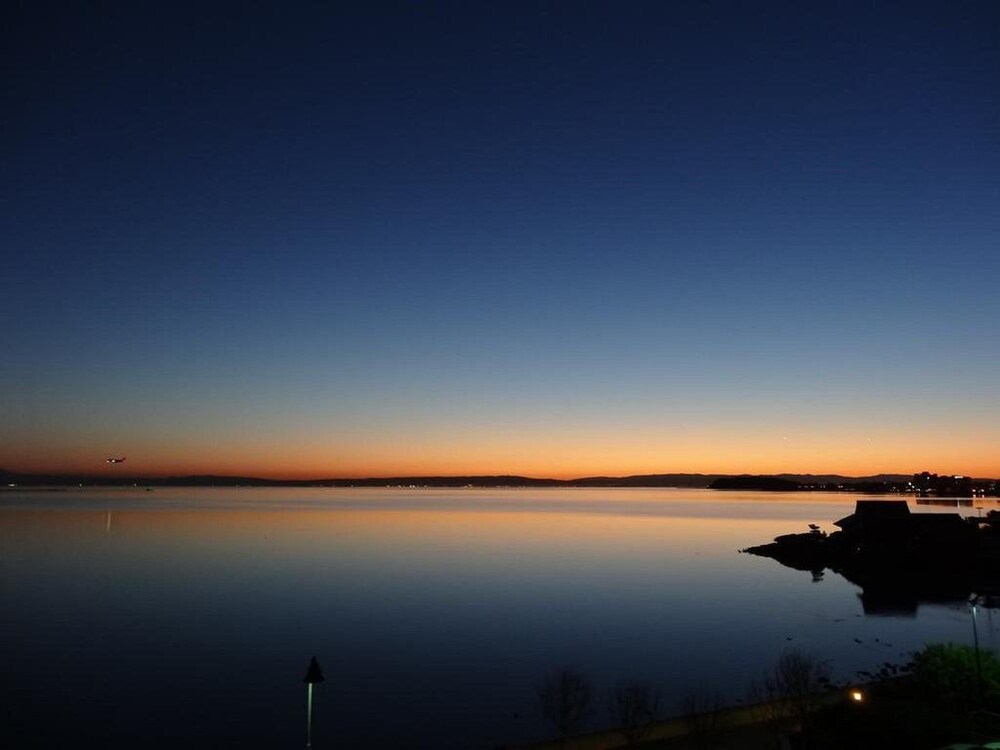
[303,656,325,748]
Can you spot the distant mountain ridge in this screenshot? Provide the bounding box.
[1,469,993,488]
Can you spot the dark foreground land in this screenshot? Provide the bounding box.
[518,502,1000,750]
[517,688,1000,750]
[519,653,1000,750]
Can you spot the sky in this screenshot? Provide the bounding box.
[3,1,999,479]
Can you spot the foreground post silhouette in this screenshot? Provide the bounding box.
[971,596,984,704]
[303,656,325,748]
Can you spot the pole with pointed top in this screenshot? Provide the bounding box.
[971,597,984,705]
[303,656,325,748]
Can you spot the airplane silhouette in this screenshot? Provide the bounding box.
[106,457,126,464]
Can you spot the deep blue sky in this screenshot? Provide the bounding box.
[4,1,999,477]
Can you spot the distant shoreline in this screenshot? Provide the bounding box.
[2,470,997,494]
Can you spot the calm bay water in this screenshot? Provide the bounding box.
[1,487,992,748]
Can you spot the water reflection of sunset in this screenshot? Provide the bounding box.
[5,487,984,749]
[0,490,887,593]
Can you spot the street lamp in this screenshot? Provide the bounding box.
[303,656,325,748]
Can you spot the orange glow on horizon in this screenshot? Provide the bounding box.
[5,419,999,480]
[8,453,1000,482]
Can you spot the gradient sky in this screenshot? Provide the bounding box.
[4,1,999,478]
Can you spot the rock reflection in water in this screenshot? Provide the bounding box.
[744,500,1000,616]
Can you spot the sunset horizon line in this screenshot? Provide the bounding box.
[4,466,997,484]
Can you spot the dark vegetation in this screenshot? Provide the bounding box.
[808,643,1000,750]
[529,645,1000,749]
[748,650,832,746]
[608,681,662,747]
[678,689,726,750]
[525,506,1000,748]
[537,667,595,748]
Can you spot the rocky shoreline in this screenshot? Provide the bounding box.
[743,500,1000,614]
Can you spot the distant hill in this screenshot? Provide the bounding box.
[0,471,567,488]
[1,469,995,489]
[0,471,722,488]
[773,473,914,485]
[710,475,802,491]
[567,474,722,487]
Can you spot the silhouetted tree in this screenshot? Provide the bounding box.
[748,650,830,748]
[608,681,661,746]
[679,687,726,750]
[537,667,594,748]
[912,642,1000,711]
